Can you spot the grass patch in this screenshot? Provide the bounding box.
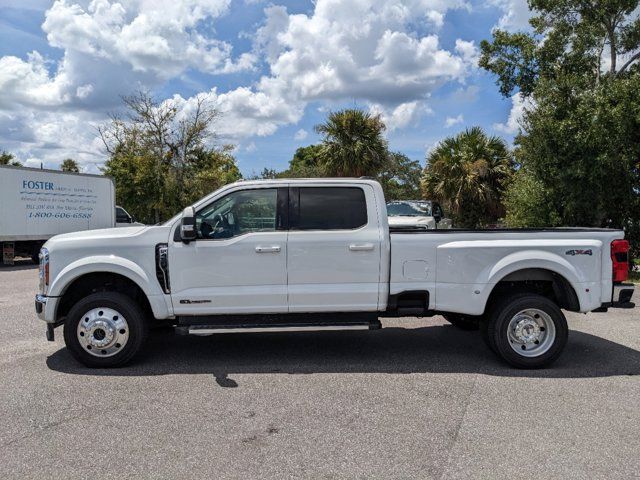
[630,270,640,284]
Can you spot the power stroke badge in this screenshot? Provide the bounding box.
[565,249,593,256]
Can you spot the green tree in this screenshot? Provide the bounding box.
[186,146,242,203]
[257,168,279,179]
[285,144,324,177]
[378,152,422,200]
[480,0,640,96]
[503,166,561,228]
[315,109,388,177]
[100,91,239,224]
[273,144,421,201]
[512,76,640,230]
[480,0,640,254]
[60,158,80,172]
[103,140,162,224]
[0,150,22,166]
[422,127,513,228]
[246,146,323,180]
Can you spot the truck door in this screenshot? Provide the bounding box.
[286,185,382,312]
[169,186,289,315]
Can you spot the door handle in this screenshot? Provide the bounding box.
[349,243,374,252]
[255,245,281,253]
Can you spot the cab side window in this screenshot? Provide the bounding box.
[196,189,277,240]
[292,187,367,230]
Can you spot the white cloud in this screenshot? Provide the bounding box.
[454,39,479,67]
[444,114,464,128]
[111,0,477,141]
[42,0,252,77]
[370,101,429,131]
[0,0,483,167]
[449,84,480,103]
[493,92,533,134]
[0,0,259,168]
[490,0,531,32]
[0,52,71,109]
[245,141,257,152]
[166,84,304,141]
[294,129,308,141]
[255,0,473,105]
[0,108,108,171]
[0,0,254,115]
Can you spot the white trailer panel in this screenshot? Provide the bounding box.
[0,165,115,241]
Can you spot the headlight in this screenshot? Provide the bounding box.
[38,248,49,293]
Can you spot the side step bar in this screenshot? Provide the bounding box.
[176,320,381,336]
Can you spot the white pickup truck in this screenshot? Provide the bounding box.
[35,179,635,368]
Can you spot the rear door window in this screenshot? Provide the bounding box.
[292,187,367,230]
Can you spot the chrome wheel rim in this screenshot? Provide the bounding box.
[77,307,129,357]
[507,308,556,357]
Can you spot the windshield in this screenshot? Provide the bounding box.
[386,201,431,217]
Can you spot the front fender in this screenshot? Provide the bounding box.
[48,256,172,319]
[50,256,160,297]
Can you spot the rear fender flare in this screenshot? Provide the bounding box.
[479,251,586,311]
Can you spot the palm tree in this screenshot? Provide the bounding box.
[315,109,388,177]
[422,127,513,228]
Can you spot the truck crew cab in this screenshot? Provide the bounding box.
[35,179,634,368]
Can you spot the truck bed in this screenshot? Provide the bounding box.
[389,228,624,315]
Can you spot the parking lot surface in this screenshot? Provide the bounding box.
[1,261,639,479]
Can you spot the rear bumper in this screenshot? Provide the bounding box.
[35,294,58,323]
[612,283,635,308]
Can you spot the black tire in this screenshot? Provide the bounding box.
[442,313,480,331]
[486,293,568,368]
[63,292,147,368]
[479,316,496,353]
[31,253,39,264]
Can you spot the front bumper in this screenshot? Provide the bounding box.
[35,294,59,323]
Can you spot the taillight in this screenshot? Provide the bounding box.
[611,239,629,283]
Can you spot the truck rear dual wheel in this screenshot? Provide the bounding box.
[63,292,147,368]
[484,293,568,368]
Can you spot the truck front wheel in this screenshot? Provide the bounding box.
[486,293,568,368]
[63,292,147,368]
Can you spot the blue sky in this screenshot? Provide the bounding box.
[0,0,530,175]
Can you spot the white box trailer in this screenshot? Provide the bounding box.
[0,165,116,263]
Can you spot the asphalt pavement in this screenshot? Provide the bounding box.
[1,261,639,479]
